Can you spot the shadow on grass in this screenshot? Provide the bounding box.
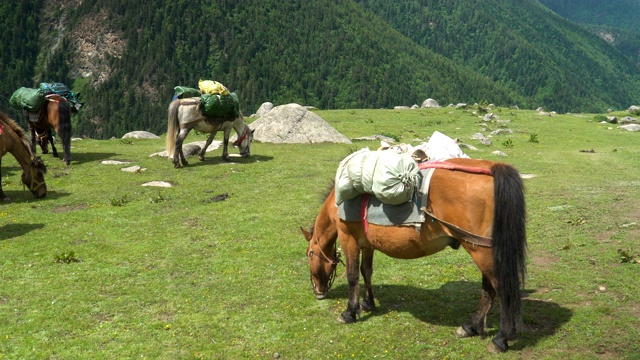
[175,154,274,168]
[328,281,572,350]
[0,223,45,241]
[0,189,70,203]
[70,152,120,164]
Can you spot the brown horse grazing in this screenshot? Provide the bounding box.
[0,112,47,201]
[28,94,72,165]
[301,157,527,353]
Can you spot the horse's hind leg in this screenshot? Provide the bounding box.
[456,274,495,339]
[174,128,190,168]
[48,131,59,158]
[360,247,376,312]
[61,137,71,165]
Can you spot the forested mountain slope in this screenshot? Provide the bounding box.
[357,0,640,113]
[538,0,640,68]
[71,0,520,138]
[538,0,640,32]
[1,0,639,138]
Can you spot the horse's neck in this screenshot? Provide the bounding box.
[232,118,245,134]
[316,189,339,249]
[5,133,33,170]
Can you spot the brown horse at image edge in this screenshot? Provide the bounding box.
[302,157,527,353]
[0,112,47,202]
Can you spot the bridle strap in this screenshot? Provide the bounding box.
[233,127,249,147]
[308,236,344,291]
[26,159,45,192]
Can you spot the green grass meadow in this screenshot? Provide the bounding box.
[1,107,639,359]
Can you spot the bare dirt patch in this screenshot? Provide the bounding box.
[51,204,89,213]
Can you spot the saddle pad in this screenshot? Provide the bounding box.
[337,168,436,226]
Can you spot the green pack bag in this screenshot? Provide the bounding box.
[9,87,46,112]
[173,86,202,99]
[199,92,239,117]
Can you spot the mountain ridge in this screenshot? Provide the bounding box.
[1,0,639,138]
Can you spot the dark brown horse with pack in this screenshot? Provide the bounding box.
[302,156,527,353]
[0,112,47,202]
[28,94,73,165]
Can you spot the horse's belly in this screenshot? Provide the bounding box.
[193,122,222,133]
[366,224,450,259]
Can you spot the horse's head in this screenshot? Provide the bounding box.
[301,225,339,300]
[22,156,47,198]
[233,125,254,158]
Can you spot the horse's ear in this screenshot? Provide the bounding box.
[33,156,47,173]
[300,226,312,242]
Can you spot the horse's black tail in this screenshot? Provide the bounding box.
[491,163,527,338]
[57,99,72,144]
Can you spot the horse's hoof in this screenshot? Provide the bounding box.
[487,339,507,354]
[198,156,205,162]
[337,312,356,324]
[456,327,471,338]
[361,301,375,312]
[455,324,479,338]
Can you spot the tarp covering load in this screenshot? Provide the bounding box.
[173,86,202,99]
[9,87,45,112]
[200,92,240,117]
[39,82,83,111]
[335,148,422,205]
[198,80,230,95]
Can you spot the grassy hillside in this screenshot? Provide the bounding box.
[1,107,638,358]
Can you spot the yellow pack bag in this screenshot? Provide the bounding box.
[198,80,230,95]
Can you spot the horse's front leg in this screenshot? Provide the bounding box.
[338,234,361,324]
[38,130,50,155]
[173,128,190,168]
[29,127,37,154]
[221,128,232,162]
[360,247,376,312]
[0,159,8,203]
[199,131,217,162]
